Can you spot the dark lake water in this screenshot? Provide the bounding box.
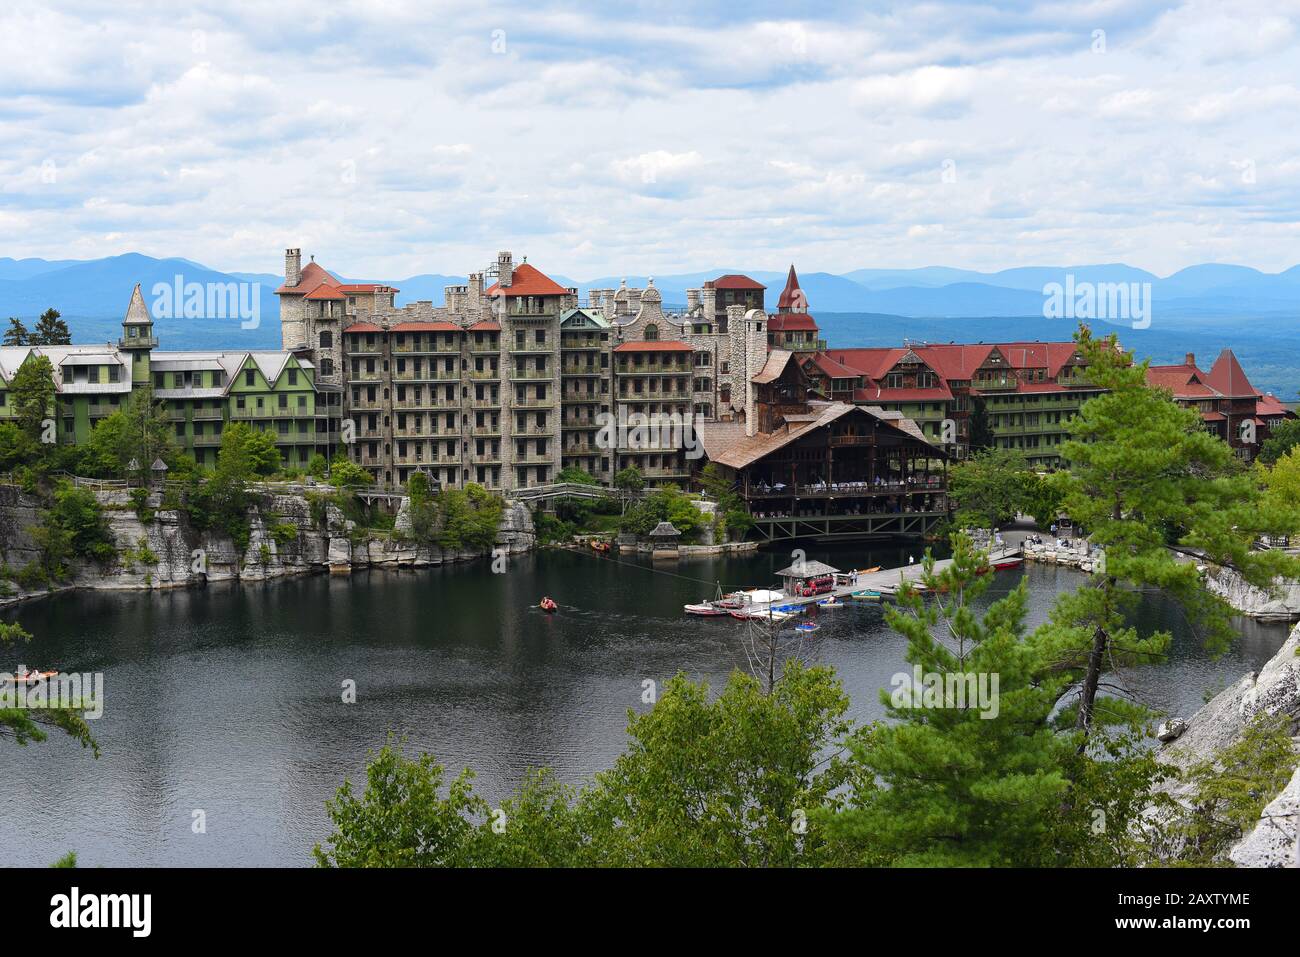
[2,543,1290,867]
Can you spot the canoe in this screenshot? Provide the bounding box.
[992,558,1023,570]
[849,590,881,601]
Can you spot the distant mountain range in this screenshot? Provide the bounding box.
[2,252,1296,394]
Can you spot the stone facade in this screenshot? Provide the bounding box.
[278,249,772,491]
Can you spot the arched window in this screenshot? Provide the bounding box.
[319,330,333,349]
[644,323,659,341]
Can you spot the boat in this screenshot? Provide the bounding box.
[992,557,1023,570]
[3,670,57,684]
[729,608,793,622]
[849,590,881,601]
[818,597,846,608]
[684,602,727,617]
[539,598,558,613]
[794,622,820,634]
[589,540,611,554]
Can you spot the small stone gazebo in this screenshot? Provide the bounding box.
[648,521,682,559]
[774,559,840,596]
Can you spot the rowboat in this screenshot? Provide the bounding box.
[729,609,793,622]
[795,622,820,634]
[684,602,727,617]
[991,557,1023,570]
[818,597,846,608]
[3,670,57,684]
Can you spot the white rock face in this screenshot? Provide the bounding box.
[0,487,535,602]
[1202,564,1300,621]
[1229,765,1300,867]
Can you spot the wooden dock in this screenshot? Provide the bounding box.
[730,546,1024,617]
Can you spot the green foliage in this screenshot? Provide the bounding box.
[533,512,576,545]
[1258,418,1300,465]
[618,484,702,539]
[948,447,1038,528]
[699,462,753,540]
[270,522,299,548]
[1048,324,1300,736]
[31,308,71,346]
[218,422,280,478]
[0,620,99,758]
[82,385,178,479]
[613,466,644,493]
[3,317,29,347]
[0,422,37,472]
[328,456,373,489]
[1164,715,1296,867]
[556,466,599,485]
[11,354,56,444]
[123,537,158,568]
[316,665,860,867]
[49,851,78,868]
[31,482,117,578]
[968,395,995,450]
[308,453,329,478]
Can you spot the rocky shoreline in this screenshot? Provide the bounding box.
[0,484,535,606]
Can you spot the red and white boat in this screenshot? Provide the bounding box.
[684,602,727,617]
[991,557,1023,570]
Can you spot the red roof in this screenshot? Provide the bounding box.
[343,322,383,334]
[275,261,339,295]
[1202,411,1227,422]
[854,385,954,403]
[806,353,860,380]
[305,286,345,301]
[485,263,569,298]
[614,341,693,352]
[467,319,501,332]
[1257,394,1293,418]
[393,321,461,333]
[768,313,819,332]
[712,274,765,291]
[338,283,394,294]
[777,265,802,310]
[1204,349,1259,399]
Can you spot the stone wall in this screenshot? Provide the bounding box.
[0,487,534,605]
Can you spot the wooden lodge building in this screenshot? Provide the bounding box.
[696,350,947,541]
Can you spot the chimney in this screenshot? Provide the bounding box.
[468,272,483,311]
[497,251,513,288]
[686,289,701,313]
[285,248,301,287]
[1185,352,1195,367]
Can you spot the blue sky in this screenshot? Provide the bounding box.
[1,0,1297,279]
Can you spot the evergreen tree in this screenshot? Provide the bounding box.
[967,395,995,451]
[10,354,56,444]
[1046,325,1300,738]
[825,535,1076,865]
[3,317,29,346]
[31,308,71,345]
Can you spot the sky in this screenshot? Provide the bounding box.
[1,0,1298,280]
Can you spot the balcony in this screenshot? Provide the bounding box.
[562,420,600,430]
[468,396,502,408]
[467,368,500,380]
[561,363,602,376]
[512,396,556,408]
[393,369,460,382]
[119,335,159,349]
[469,339,501,353]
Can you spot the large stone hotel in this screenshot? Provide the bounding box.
[0,248,1290,498]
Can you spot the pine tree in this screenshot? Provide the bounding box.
[825,534,1075,866]
[1046,325,1300,739]
[31,308,71,345]
[3,317,29,346]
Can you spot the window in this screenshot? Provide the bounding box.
[155,373,165,388]
[644,324,659,341]
[320,359,333,377]
[108,366,120,383]
[288,369,298,385]
[245,370,255,386]
[320,331,333,349]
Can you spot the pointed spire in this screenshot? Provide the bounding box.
[124,283,152,325]
[777,264,805,312]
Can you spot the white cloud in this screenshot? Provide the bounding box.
[0,0,1298,278]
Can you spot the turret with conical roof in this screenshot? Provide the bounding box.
[120,283,157,382]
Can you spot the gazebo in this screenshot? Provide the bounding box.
[648,521,682,558]
[774,559,840,596]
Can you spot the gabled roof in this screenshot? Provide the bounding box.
[712,274,765,291]
[753,349,796,385]
[275,261,338,295]
[560,307,611,329]
[806,353,860,381]
[467,319,501,332]
[775,559,840,579]
[485,263,568,298]
[1204,349,1259,399]
[343,322,384,334]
